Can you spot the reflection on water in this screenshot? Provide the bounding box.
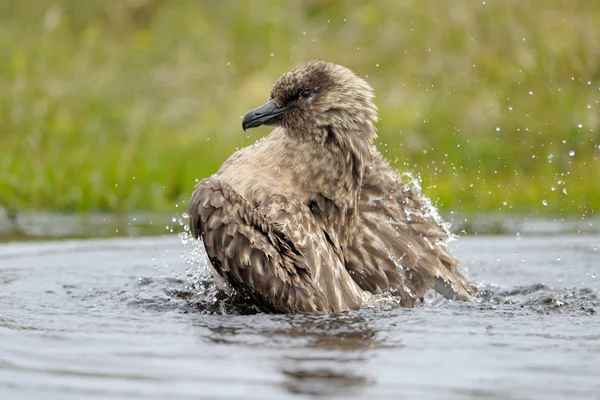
[190,312,379,398]
[0,233,598,399]
[273,315,376,398]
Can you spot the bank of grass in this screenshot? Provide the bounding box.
[1,0,599,216]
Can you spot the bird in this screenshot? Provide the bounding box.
[187,60,477,314]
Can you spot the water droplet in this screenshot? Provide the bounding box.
[577,123,583,128]
[562,188,568,195]
[178,232,189,245]
[528,91,533,95]
[569,150,575,156]
[542,200,548,206]
[495,127,500,132]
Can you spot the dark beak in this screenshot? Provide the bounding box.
[242,100,292,131]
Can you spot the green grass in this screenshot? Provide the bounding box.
[1,0,599,216]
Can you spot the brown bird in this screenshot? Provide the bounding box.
[187,60,476,313]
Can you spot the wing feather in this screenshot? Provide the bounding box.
[346,150,477,305]
[187,177,363,313]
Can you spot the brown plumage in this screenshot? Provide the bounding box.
[187,60,477,313]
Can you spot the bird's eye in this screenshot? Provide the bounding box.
[299,90,312,99]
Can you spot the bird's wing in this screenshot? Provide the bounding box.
[187,177,363,313]
[346,152,476,305]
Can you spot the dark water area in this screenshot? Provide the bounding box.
[1,230,599,399]
[2,208,600,241]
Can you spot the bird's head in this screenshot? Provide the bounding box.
[242,60,378,143]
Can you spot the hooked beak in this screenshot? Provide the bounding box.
[242,100,292,131]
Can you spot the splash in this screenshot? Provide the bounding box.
[399,171,457,244]
[176,212,214,294]
[475,283,598,315]
[172,214,257,314]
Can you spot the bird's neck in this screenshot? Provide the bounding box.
[325,127,370,198]
[284,125,372,246]
[286,126,371,197]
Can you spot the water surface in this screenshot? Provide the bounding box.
[1,231,598,399]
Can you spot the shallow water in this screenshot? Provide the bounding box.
[1,232,599,399]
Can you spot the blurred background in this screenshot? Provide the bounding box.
[1,0,599,237]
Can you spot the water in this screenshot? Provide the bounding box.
[1,231,599,399]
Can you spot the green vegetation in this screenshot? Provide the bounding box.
[1,0,599,216]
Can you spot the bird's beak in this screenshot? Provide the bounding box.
[242,100,292,131]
